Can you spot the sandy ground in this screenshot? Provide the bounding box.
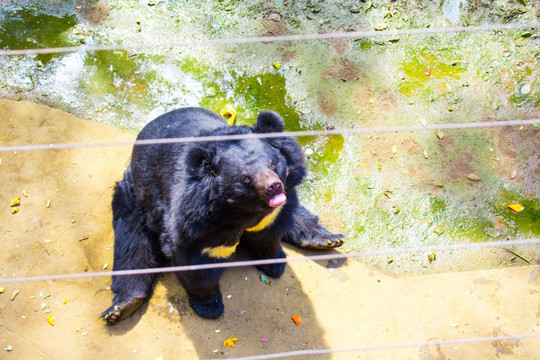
[0,100,539,359]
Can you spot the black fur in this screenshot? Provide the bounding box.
[102,107,343,324]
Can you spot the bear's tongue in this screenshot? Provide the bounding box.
[269,193,286,207]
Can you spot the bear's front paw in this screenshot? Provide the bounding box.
[101,296,145,325]
[189,293,224,319]
[302,229,344,250]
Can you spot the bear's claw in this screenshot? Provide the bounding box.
[102,296,145,325]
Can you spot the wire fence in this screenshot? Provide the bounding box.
[0,118,538,153]
[0,22,539,56]
[1,237,539,284]
[1,18,540,359]
[220,333,540,360]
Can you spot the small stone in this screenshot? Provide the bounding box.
[520,83,531,95]
[436,130,444,139]
[486,229,500,238]
[467,173,481,181]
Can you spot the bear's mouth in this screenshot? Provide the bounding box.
[268,193,286,207]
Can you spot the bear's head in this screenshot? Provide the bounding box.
[185,111,306,225]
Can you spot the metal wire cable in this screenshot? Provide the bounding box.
[0,118,538,153]
[1,237,538,284]
[0,22,538,56]
[220,333,540,360]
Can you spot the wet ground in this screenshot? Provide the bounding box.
[0,3,539,270]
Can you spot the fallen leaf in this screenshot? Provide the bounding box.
[221,104,237,126]
[11,289,20,301]
[46,315,55,326]
[223,337,239,348]
[508,203,524,213]
[10,197,20,207]
[291,315,302,325]
[436,130,444,139]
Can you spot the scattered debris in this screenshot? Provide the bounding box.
[291,315,302,325]
[11,289,20,301]
[261,337,269,343]
[260,274,271,284]
[234,309,245,316]
[428,252,436,262]
[11,207,19,214]
[508,203,524,213]
[486,229,501,238]
[10,197,20,207]
[221,104,237,126]
[223,337,238,348]
[436,130,444,139]
[5,345,13,352]
[46,315,55,326]
[520,83,531,95]
[0,287,4,293]
[273,62,281,70]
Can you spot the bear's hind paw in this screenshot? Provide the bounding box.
[101,296,145,325]
[257,262,286,278]
[189,293,224,319]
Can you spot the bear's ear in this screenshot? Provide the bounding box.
[186,144,216,178]
[253,111,284,133]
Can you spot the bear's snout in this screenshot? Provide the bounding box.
[253,170,286,207]
[266,181,283,198]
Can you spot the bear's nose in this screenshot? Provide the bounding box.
[266,181,283,197]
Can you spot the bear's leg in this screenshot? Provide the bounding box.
[282,203,344,249]
[174,252,225,319]
[242,232,287,278]
[102,179,159,325]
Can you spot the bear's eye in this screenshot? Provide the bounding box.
[269,162,277,170]
[241,175,252,184]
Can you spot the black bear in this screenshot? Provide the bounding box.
[102,107,343,324]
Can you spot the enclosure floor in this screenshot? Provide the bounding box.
[0,100,538,359]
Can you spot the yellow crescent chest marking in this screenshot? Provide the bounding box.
[245,205,283,233]
[202,242,240,259]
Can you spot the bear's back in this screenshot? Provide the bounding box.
[138,107,227,140]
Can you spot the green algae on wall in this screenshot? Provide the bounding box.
[0,9,78,64]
